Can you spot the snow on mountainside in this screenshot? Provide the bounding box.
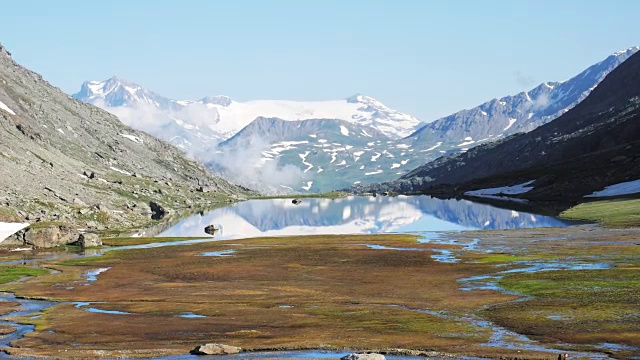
[74,47,638,194]
[74,80,422,146]
[408,47,640,150]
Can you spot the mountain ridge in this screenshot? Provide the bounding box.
[0,42,252,247]
[350,49,640,202]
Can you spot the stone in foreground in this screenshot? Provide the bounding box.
[76,233,102,247]
[341,353,386,360]
[191,343,242,355]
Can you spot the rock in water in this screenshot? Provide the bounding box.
[292,198,302,205]
[76,233,102,247]
[204,224,220,235]
[191,343,241,355]
[341,353,386,360]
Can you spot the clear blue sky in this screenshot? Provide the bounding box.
[1,0,638,121]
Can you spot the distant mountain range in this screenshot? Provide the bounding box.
[351,49,640,202]
[74,81,423,142]
[74,47,639,194]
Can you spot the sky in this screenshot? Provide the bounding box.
[0,0,638,121]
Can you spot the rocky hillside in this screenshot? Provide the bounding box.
[0,43,252,247]
[407,47,639,152]
[350,51,640,202]
[209,117,405,193]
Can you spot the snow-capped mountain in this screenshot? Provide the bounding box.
[408,47,640,150]
[207,117,419,194]
[74,47,638,194]
[74,80,423,146]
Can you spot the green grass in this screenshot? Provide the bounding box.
[102,236,211,246]
[0,266,49,284]
[560,199,640,227]
[475,254,531,263]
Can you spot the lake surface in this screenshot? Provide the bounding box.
[156,195,568,239]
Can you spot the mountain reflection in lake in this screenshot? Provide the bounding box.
[158,196,567,239]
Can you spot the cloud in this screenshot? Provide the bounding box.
[514,71,536,87]
[205,135,305,194]
[91,100,304,194]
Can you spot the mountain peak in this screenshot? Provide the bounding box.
[0,43,11,58]
[199,95,233,106]
[613,46,640,57]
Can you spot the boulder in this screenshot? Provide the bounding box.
[341,353,386,360]
[76,233,102,247]
[21,225,77,248]
[204,224,220,235]
[190,343,241,355]
[196,186,214,193]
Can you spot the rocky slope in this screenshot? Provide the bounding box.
[208,117,411,193]
[407,47,639,152]
[0,43,252,248]
[350,50,640,202]
[74,48,638,195]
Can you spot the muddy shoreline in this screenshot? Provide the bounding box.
[0,225,638,359]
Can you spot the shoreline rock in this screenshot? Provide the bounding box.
[191,343,242,355]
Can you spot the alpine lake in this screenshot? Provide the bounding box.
[0,195,638,359]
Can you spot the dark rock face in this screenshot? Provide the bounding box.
[291,198,302,205]
[364,51,640,201]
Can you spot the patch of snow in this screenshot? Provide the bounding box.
[465,180,535,198]
[339,125,350,136]
[120,134,144,144]
[585,179,640,197]
[336,160,347,166]
[395,144,410,149]
[391,163,401,169]
[400,159,409,165]
[365,170,384,176]
[457,140,475,147]
[503,118,517,131]
[0,100,16,115]
[110,167,132,176]
[527,112,534,120]
[423,142,442,152]
[309,134,317,138]
[361,129,372,137]
[317,167,324,173]
[56,128,65,135]
[370,153,381,162]
[0,222,30,244]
